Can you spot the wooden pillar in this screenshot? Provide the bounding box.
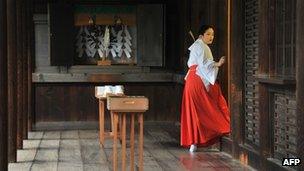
[22,1,28,139]
[296,0,304,170]
[0,0,8,169]
[27,0,33,132]
[7,0,18,162]
[258,0,272,169]
[229,0,244,158]
[16,0,23,149]
[178,0,191,72]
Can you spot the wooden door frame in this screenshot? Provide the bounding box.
[221,0,246,162]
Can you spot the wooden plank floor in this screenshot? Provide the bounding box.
[8,124,255,171]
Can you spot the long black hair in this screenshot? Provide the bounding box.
[197,25,214,36]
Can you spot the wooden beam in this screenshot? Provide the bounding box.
[258,0,270,74]
[7,0,18,162]
[16,0,23,150]
[256,76,296,85]
[258,0,272,169]
[229,0,244,159]
[178,0,190,72]
[27,0,34,132]
[22,0,28,139]
[0,0,8,169]
[257,83,270,168]
[268,0,275,76]
[32,73,174,83]
[227,0,231,105]
[296,0,304,170]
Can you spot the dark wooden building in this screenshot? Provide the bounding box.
[0,0,304,170]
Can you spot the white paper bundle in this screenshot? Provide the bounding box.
[104,26,110,50]
[95,85,124,98]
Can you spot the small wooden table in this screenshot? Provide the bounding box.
[107,96,149,171]
[95,86,124,147]
[97,97,108,147]
[96,94,124,147]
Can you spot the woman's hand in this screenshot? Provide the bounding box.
[215,56,226,67]
[219,56,225,65]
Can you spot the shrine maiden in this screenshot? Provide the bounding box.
[180,25,230,152]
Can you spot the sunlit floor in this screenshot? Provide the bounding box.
[8,124,255,171]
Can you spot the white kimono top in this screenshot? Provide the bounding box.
[186,39,219,90]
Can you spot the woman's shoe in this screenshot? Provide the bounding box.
[189,144,197,152]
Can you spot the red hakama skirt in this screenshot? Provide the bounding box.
[180,65,230,147]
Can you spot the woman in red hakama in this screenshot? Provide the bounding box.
[180,25,230,152]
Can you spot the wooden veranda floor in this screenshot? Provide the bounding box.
[8,123,255,171]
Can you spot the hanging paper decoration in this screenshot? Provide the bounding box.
[103,26,110,58]
[109,25,132,58]
[76,26,86,58]
[75,24,133,60]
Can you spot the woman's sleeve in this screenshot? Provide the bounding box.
[187,43,202,67]
[196,48,219,85]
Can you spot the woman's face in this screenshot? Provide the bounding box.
[201,28,214,44]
